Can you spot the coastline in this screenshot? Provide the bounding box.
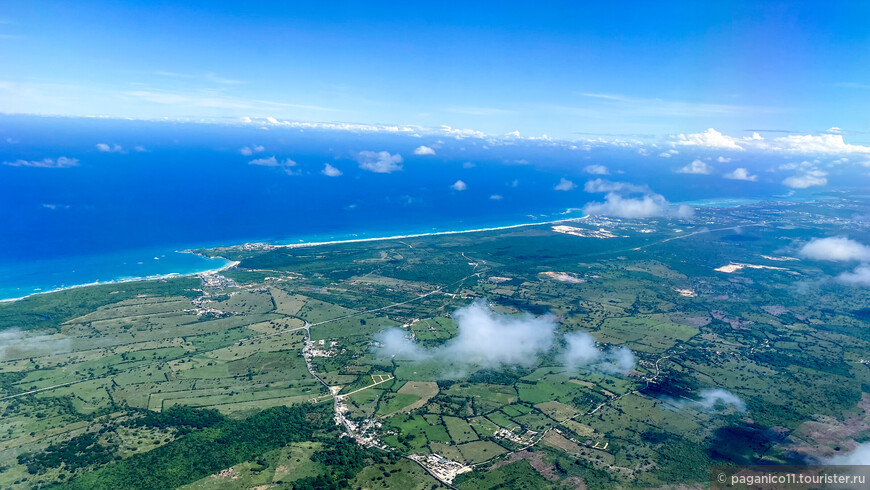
[0,259,240,304]
[0,192,834,304]
[0,216,591,304]
[274,215,590,250]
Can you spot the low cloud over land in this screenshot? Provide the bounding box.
[661,388,747,412]
[562,331,635,374]
[825,443,870,465]
[783,169,827,189]
[376,301,636,377]
[799,237,870,262]
[375,301,556,369]
[0,329,72,361]
[582,179,693,219]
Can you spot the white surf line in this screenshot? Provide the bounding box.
[271,216,590,250]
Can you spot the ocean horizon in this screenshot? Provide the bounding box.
[0,115,844,301]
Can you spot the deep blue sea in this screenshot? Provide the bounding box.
[0,115,844,300]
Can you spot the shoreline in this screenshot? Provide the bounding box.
[0,260,240,304]
[273,215,590,250]
[0,216,592,304]
[0,192,835,304]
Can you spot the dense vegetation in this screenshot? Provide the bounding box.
[63,405,331,490]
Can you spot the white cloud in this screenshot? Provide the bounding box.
[3,156,78,168]
[783,169,827,189]
[0,329,72,360]
[240,144,264,156]
[583,178,648,194]
[658,152,673,158]
[724,167,758,181]
[582,179,692,219]
[672,128,870,155]
[838,265,870,286]
[321,163,342,177]
[584,192,692,219]
[554,178,577,191]
[799,237,870,262]
[675,128,745,150]
[562,331,635,375]
[375,301,556,370]
[770,133,870,154]
[356,150,403,173]
[248,156,298,174]
[462,161,476,169]
[583,164,609,175]
[677,159,713,175]
[450,180,467,191]
[716,156,732,163]
[96,143,124,153]
[662,388,746,412]
[413,145,436,156]
[490,194,503,200]
[826,443,870,465]
[133,145,147,152]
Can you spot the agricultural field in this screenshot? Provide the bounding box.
[0,197,869,488]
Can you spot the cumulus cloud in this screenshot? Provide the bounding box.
[826,443,870,465]
[96,143,124,153]
[357,150,403,173]
[716,156,732,163]
[584,192,692,219]
[582,179,693,219]
[672,128,870,155]
[583,164,609,175]
[838,265,870,286]
[799,237,870,262]
[554,178,577,191]
[239,144,264,156]
[3,157,79,168]
[490,194,503,200]
[583,179,647,194]
[321,163,342,177]
[724,167,758,181]
[562,331,635,375]
[450,179,467,191]
[675,128,745,150]
[658,152,673,158]
[248,156,298,174]
[374,301,556,370]
[783,169,827,189]
[413,145,436,156]
[133,145,147,152]
[677,159,713,175]
[771,133,870,154]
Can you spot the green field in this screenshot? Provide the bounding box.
[1,198,869,489]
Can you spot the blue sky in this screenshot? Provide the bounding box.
[1,1,869,140]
